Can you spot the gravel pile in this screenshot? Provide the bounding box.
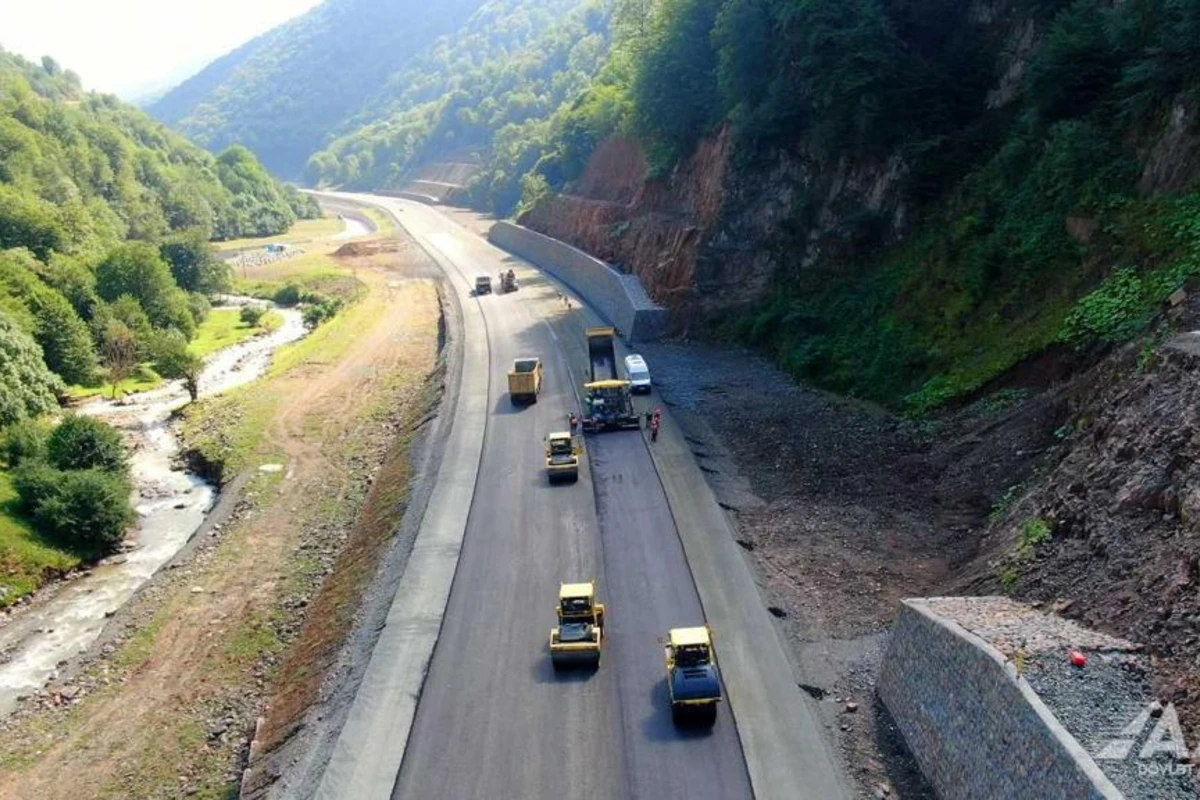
[1024,650,1197,799]
[924,595,1138,657]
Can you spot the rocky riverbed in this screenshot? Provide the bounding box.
[0,301,306,715]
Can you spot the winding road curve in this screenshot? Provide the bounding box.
[313,195,846,800]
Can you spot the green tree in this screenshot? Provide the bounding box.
[106,295,155,354]
[100,319,140,397]
[152,329,204,402]
[215,146,298,236]
[47,415,128,474]
[0,185,64,260]
[0,310,63,427]
[0,249,98,384]
[713,0,773,122]
[95,243,195,337]
[15,465,133,556]
[40,254,104,323]
[629,0,722,171]
[160,233,231,294]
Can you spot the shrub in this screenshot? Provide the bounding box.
[187,292,212,325]
[12,461,62,516]
[33,469,132,555]
[1017,517,1053,557]
[1058,267,1151,347]
[273,284,301,306]
[46,415,128,474]
[302,298,344,329]
[2,419,50,468]
[240,304,266,326]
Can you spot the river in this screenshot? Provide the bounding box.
[0,300,308,715]
[333,216,372,240]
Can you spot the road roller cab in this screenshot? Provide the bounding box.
[665,625,722,725]
[545,431,580,483]
[549,582,605,669]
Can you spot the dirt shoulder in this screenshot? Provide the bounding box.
[638,340,1066,798]
[0,235,444,799]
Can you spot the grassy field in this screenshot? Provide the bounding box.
[187,309,280,359]
[233,251,363,303]
[180,282,383,478]
[216,217,343,252]
[365,208,397,238]
[67,307,285,400]
[0,470,81,608]
[66,365,162,401]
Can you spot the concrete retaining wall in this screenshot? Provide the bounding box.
[487,221,668,343]
[878,600,1122,800]
[375,189,438,205]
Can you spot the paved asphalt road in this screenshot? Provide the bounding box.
[376,201,754,799]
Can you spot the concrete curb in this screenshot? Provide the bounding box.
[879,600,1123,800]
[311,195,490,799]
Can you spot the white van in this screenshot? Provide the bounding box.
[624,354,652,394]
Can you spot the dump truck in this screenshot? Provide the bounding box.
[550,582,605,669]
[586,327,618,382]
[475,275,492,295]
[665,626,722,725]
[545,431,580,483]
[508,357,543,405]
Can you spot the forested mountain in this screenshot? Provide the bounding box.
[151,0,609,210]
[0,47,316,403]
[515,0,1200,411]
[151,0,1200,411]
[305,0,608,211]
[149,0,487,176]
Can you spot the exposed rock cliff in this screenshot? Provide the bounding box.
[522,0,1200,353]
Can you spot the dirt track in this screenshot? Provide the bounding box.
[0,239,443,799]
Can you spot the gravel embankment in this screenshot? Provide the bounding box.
[1025,650,1196,799]
[928,596,1196,800]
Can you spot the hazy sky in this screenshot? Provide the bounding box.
[0,0,323,100]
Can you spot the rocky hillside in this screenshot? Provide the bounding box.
[955,286,1200,749]
[522,0,1200,413]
